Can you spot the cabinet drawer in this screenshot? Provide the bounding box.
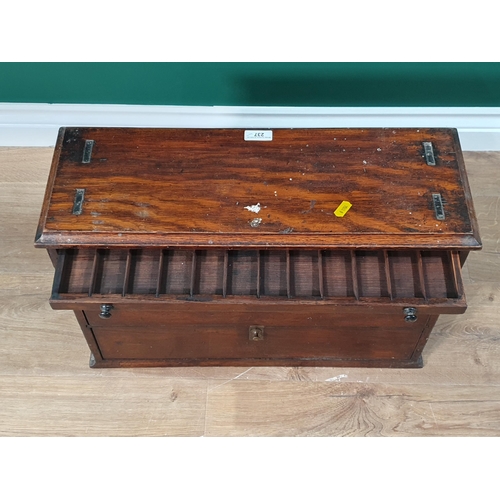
[51,248,466,312]
[86,307,429,363]
[50,247,463,367]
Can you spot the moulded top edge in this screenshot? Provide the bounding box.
[34,231,482,250]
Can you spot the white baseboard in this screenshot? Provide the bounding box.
[1,103,500,150]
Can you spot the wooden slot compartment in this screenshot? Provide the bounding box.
[126,249,161,295]
[93,249,128,295]
[56,249,94,294]
[322,251,354,298]
[355,251,389,298]
[260,251,288,296]
[193,250,225,295]
[227,250,258,296]
[289,251,321,297]
[421,251,458,299]
[388,251,424,299]
[160,250,192,295]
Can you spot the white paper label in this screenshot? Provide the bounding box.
[244,130,273,141]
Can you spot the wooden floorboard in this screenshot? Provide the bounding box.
[204,380,500,437]
[0,375,207,436]
[1,147,499,436]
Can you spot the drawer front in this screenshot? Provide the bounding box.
[86,305,429,362]
[84,302,433,328]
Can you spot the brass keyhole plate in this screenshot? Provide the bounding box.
[249,325,265,341]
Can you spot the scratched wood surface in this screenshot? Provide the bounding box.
[0,147,499,436]
[35,128,480,249]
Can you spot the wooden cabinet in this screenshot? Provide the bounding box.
[35,127,481,368]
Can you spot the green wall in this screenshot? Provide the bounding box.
[1,63,500,107]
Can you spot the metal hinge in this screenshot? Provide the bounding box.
[72,188,85,215]
[82,140,94,163]
[432,193,445,220]
[423,142,436,166]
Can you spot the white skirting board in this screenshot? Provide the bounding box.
[1,103,500,150]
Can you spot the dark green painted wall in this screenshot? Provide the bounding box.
[1,63,500,107]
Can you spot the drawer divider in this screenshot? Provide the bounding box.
[190,250,197,297]
[88,249,99,297]
[155,249,164,298]
[384,250,393,301]
[222,250,228,298]
[256,250,261,298]
[51,250,67,299]
[318,250,324,299]
[450,251,464,298]
[351,250,359,300]
[286,250,291,298]
[416,251,428,301]
[122,249,132,297]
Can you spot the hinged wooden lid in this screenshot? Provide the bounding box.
[35,127,481,249]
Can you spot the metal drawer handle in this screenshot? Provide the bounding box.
[99,304,113,319]
[403,307,418,322]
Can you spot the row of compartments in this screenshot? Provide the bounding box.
[54,248,462,300]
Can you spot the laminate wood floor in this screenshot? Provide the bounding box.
[1,148,499,436]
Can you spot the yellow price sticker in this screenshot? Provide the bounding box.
[334,200,352,217]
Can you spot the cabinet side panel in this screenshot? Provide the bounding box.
[74,309,103,362]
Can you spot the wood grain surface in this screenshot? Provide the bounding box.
[35,128,481,249]
[0,147,499,436]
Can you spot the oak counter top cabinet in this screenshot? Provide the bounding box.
[35,127,481,368]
